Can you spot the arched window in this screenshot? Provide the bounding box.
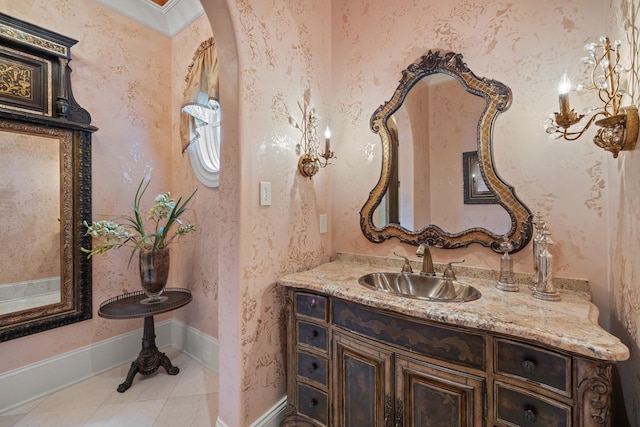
[181,37,220,188]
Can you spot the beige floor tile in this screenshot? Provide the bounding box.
[152,393,218,427]
[170,363,218,398]
[103,366,182,405]
[0,349,218,427]
[32,375,117,413]
[83,399,166,427]
[14,407,97,427]
[1,398,45,416]
[0,414,26,427]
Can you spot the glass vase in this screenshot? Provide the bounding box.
[139,248,170,304]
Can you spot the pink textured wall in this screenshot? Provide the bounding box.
[199,0,333,423]
[0,0,175,371]
[2,0,640,425]
[330,0,614,324]
[608,0,640,424]
[170,15,219,339]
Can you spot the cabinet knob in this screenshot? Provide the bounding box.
[309,297,317,308]
[522,359,536,374]
[308,362,318,373]
[309,398,318,407]
[309,330,319,339]
[524,408,536,423]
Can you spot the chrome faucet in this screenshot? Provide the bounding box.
[416,243,436,276]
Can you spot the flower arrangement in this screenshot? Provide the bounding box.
[82,178,197,265]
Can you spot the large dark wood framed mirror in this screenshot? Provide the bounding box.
[0,12,96,341]
[360,50,532,252]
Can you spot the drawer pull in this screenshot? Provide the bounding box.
[309,330,319,339]
[307,362,318,373]
[524,408,536,423]
[522,359,536,373]
[309,297,317,308]
[309,398,318,407]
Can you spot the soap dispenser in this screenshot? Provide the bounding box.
[496,236,519,292]
[529,212,546,291]
[532,224,561,301]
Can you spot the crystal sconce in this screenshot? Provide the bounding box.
[546,37,639,158]
[289,100,335,178]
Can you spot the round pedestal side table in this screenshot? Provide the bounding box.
[98,288,192,392]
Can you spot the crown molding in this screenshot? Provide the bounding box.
[95,0,204,37]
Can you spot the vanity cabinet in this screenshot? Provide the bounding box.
[281,288,615,427]
[332,331,485,426]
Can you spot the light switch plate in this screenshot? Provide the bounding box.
[319,214,328,234]
[259,181,271,206]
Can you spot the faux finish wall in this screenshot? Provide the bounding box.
[2,0,639,425]
[0,0,176,372]
[331,0,613,321]
[199,0,333,423]
[170,14,219,340]
[329,0,639,423]
[609,0,640,424]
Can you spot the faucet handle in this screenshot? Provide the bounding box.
[393,252,413,273]
[443,259,465,280]
[416,243,428,257]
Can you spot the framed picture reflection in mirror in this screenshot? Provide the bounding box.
[463,151,497,204]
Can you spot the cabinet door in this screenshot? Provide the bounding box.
[395,356,485,427]
[333,332,394,427]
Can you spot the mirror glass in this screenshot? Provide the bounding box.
[0,131,61,314]
[373,73,512,234]
[0,11,95,341]
[361,51,532,252]
[0,120,93,342]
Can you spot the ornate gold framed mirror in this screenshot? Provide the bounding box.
[360,50,532,252]
[0,12,96,341]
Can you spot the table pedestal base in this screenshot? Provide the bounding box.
[117,315,179,393]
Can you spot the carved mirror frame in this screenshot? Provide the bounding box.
[0,12,97,341]
[360,50,532,252]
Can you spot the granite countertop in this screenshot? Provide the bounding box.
[278,253,629,362]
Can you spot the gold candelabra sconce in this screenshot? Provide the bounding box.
[289,100,336,178]
[546,37,639,158]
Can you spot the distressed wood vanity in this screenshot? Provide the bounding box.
[279,254,629,427]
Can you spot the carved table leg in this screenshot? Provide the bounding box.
[117,315,180,392]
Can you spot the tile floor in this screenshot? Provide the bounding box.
[0,348,219,427]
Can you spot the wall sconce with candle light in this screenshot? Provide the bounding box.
[546,37,639,158]
[289,99,336,178]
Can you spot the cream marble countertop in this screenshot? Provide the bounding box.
[278,253,629,362]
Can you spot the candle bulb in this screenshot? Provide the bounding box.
[324,127,331,154]
[558,72,572,116]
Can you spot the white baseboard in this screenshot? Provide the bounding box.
[216,395,287,427]
[169,318,219,372]
[0,319,219,414]
[249,396,287,427]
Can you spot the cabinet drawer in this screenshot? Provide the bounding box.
[495,338,571,395]
[333,299,486,370]
[297,351,328,386]
[297,383,328,425]
[295,292,327,321]
[495,383,571,427]
[298,321,328,352]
